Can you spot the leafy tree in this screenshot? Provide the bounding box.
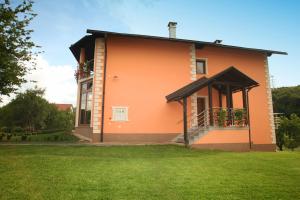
[0,0,39,100]
[276,114,300,151]
[272,85,300,117]
[0,87,75,132]
[0,87,49,131]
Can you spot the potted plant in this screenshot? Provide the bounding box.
[217,109,227,127]
[234,109,245,126]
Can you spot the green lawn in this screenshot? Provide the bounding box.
[0,145,299,200]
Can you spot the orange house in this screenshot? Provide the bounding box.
[70,22,287,151]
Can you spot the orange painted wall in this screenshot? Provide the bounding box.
[101,36,272,145]
[195,46,272,144]
[195,129,249,144]
[104,35,191,134]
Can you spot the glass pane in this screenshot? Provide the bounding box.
[87,100,92,111]
[81,93,86,109]
[81,82,87,91]
[196,61,205,74]
[80,110,85,124]
[86,110,91,124]
[87,92,93,101]
[87,81,93,90]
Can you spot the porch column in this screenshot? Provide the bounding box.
[183,97,189,146]
[208,84,213,126]
[243,88,249,126]
[242,87,247,109]
[226,84,231,108]
[226,84,232,125]
[218,89,222,108]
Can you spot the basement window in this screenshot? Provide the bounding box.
[112,107,128,121]
[196,59,207,74]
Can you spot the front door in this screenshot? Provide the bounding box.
[197,97,206,126]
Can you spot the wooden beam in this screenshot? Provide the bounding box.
[242,88,247,109]
[183,97,189,146]
[229,87,233,108]
[218,89,222,108]
[226,84,231,109]
[208,84,213,126]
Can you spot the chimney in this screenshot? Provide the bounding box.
[168,21,177,38]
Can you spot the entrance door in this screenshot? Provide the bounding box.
[197,97,206,126]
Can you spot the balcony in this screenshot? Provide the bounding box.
[74,59,94,82]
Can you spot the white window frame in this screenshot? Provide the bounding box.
[112,106,128,122]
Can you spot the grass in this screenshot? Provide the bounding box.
[0,131,78,143]
[0,145,299,200]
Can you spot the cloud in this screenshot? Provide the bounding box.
[0,56,77,106]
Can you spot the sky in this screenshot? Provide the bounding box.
[1,0,300,105]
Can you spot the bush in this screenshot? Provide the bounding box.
[1,126,10,133]
[12,126,24,136]
[21,134,27,141]
[54,135,59,141]
[0,133,4,141]
[6,133,12,140]
[277,114,300,150]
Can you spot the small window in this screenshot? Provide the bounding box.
[196,60,206,74]
[112,107,128,121]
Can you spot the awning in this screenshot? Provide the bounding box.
[166,66,259,102]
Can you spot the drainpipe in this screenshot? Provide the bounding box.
[100,34,108,142]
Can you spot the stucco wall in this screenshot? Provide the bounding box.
[103,35,191,134]
[195,46,273,145]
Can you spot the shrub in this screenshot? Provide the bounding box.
[6,133,12,140]
[277,114,300,150]
[12,126,24,136]
[0,133,4,141]
[217,109,227,127]
[1,127,10,133]
[21,134,27,141]
[54,135,59,141]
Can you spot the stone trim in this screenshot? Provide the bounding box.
[190,44,198,127]
[92,38,105,134]
[264,56,276,144]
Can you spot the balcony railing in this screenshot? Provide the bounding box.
[74,59,94,82]
[184,107,248,130]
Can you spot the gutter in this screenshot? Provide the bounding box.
[100,34,108,142]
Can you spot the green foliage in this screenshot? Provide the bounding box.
[272,85,300,116]
[217,109,226,126]
[277,114,300,150]
[234,109,245,126]
[0,0,39,99]
[0,87,74,132]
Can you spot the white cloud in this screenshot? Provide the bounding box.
[0,56,77,106]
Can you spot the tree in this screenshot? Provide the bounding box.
[0,87,75,132]
[0,0,38,100]
[272,85,300,117]
[276,114,300,151]
[0,87,49,131]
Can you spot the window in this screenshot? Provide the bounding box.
[112,107,128,121]
[196,59,207,74]
[79,80,93,125]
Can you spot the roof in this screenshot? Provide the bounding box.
[69,29,287,61]
[166,66,259,102]
[54,104,73,111]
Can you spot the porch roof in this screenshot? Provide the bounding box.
[166,66,259,102]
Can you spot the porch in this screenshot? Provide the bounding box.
[166,66,259,146]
